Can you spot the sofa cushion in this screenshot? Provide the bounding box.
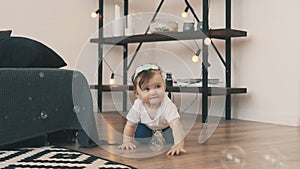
[0,30,12,39]
[0,37,67,68]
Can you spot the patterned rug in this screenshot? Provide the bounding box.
[0,146,136,169]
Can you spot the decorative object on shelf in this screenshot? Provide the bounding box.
[113,4,123,37]
[183,22,195,32]
[149,19,178,33]
[175,78,220,86]
[197,21,203,31]
[165,72,173,86]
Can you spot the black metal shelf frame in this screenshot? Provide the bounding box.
[94,0,247,123]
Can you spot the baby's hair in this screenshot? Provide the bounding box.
[133,69,163,92]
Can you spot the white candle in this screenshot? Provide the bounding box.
[115,4,120,20]
[113,4,123,36]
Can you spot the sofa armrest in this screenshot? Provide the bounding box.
[0,68,98,147]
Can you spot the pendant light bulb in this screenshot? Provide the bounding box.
[192,55,199,62]
[204,37,212,46]
[181,6,189,18]
[109,73,116,85]
[91,12,97,18]
[192,49,201,63]
[91,9,100,18]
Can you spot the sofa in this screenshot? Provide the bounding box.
[0,31,98,148]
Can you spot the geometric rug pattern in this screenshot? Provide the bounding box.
[0,146,137,169]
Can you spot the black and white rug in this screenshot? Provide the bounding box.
[0,146,136,169]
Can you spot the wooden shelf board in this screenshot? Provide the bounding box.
[90,29,247,45]
[209,28,247,39]
[90,85,247,96]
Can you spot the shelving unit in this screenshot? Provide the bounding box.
[91,0,247,123]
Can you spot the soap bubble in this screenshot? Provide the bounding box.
[39,72,44,78]
[149,136,164,151]
[73,105,81,114]
[262,148,288,168]
[40,111,48,119]
[220,145,247,169]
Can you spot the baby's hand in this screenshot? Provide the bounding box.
[167,143,186,156]
[118,142,136,150]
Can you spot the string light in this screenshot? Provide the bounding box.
[192,49,201,63]
[204,37,212,45]
[109,73,116,85]
[91,9,100,18]
[181,6,189,18]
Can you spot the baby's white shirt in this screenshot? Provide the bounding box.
[126,96,180,130]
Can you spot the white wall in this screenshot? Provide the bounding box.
[1,0,300,126]
[230,0,300,126]
[0,0,98,69]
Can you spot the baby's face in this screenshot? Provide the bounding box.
[135,72,166,106]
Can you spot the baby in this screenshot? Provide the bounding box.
[118,64,186,156]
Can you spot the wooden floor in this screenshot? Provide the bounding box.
[65,112,300,169]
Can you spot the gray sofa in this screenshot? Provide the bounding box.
[0,68,98,148]
[0,34,98,148]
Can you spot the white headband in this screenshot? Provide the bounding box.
[131,64,160,82]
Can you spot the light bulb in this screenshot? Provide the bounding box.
[192,54,200,62]
[109,78,116,85]
[91,12,98,18]
[181,12,188,18]
[109,73,116,85]
[192,49,201,62]
[91,9,100,18]
[204,37,211,45]
[181,6,189,18]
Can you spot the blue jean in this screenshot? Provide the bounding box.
[134,123,174,144]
